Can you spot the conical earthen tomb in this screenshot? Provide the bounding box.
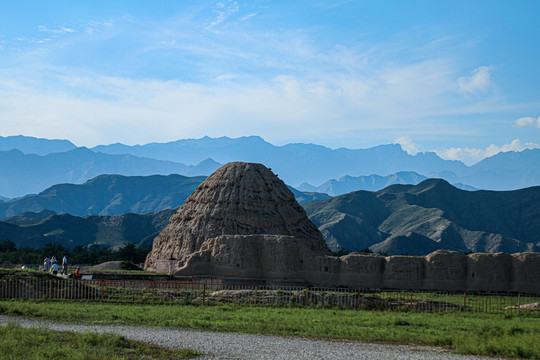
[144,162,330,279]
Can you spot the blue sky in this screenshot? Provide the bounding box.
[0,0,539,164]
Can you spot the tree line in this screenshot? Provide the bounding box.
[0,239,151,267]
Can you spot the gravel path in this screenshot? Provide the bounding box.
[0,315,502,360]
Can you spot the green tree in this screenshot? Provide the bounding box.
[0,239,16,252]
[115,242,137,262]
[40,243,69,259]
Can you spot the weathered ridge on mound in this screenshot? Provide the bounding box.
[144,162,330,273]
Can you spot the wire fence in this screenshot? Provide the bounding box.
[1,277,539,313]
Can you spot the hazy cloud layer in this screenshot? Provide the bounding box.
[0,59,507,149]
[435,139,540,165]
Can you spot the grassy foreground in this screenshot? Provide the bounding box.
[1,300,539,359]
[0,323,198,360]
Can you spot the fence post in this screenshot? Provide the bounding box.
[356,289,361,310]
[518,293,520,314]
[463,292,466,311]
[100,280,104,300]
[255,285,258,306]
[203,281,207,305]
[304,288,309,307]
[151,281,155,303]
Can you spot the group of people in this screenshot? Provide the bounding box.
[43,255,79,278]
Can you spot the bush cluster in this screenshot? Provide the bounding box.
[0,239,151,267]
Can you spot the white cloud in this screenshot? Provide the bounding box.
[210,1,240,27]
[458,66,492,95]
[84,20,114,34]
[394,136,420,155]
[515,116,540,128]
[435,139,540,165]
[37,25,76,34]
[241,13,257,21]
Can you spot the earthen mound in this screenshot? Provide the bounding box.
[144,162,330,273]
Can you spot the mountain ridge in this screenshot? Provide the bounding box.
[93,136,470,186]
[0,209,174,250]
[304,179,540,255]
[2,178,539,256]
[0,148,222,197]
[2,135,539,194]
[0,135,76,155]
[300,171,429,196]
[0,174,329,219]
[93,136,540,190]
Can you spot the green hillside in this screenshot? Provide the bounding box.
[304,179,540,255]
[0,209,174,250]
[0,174,205,218]
[0,174,327,219]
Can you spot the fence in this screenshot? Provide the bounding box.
[1,277,539,313]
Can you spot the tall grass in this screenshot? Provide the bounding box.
[1,300,539,359]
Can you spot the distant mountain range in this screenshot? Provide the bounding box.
[0,174,329,219]
[456,149,540,190]
[2,135,538,256]
[0,209,174,250]
[92,136,470,187]
[298,171,475,196]
[0,135,76,155]
[1,135,539,197]
[91,136,540,190]
[304,179,540,255]
[0,147,221,198]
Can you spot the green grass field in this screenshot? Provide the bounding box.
[1,300,539,359]
[0,322,199,360]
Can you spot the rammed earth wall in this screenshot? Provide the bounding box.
[312,250,540,294]
[157,249,540,294]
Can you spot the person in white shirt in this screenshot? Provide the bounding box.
[61,255,68,275]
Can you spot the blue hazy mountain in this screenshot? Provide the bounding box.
[287,186,331,204]
[93,136,469,187]
[0,135,77,155]
[3,135,540,193]
[0,148,222,198]
[459,149,540,190]
[299,172,428,196]
[92,136,540,190]
[300,172,478,196]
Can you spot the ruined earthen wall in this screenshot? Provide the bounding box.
[159,250,540,294]
[306,250,540,294]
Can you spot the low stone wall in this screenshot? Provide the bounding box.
[306,250,540,294]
